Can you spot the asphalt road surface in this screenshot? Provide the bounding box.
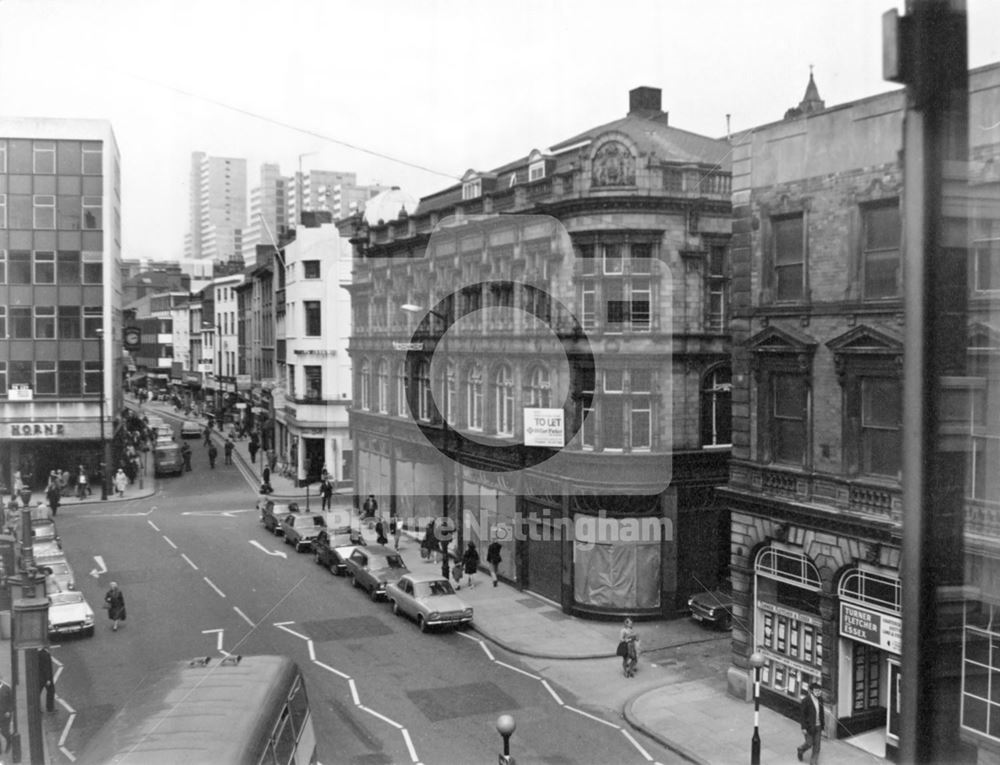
[44,426,681,764]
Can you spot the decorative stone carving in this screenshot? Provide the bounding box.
[591,141,636,187]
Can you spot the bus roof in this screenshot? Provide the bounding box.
[80,655,299,764]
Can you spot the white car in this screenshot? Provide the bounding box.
[40,559,77,591]
[386,573,473,632]
[48,590,95,638]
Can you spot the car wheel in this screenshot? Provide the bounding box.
[418,615,429,633]
[351,574,359,588]
[314,551,321,565]
[83,627,94,638]
[391,600,401,616]
[370,588,381,602]
[718,614,732,631]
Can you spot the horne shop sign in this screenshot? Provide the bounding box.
[9,423,66,438]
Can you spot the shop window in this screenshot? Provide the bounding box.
[34,251,55,284]
[304,366,322,401]
[861,201,901,299]
[573,535,661,609]
[701,365,732,447]
[772,213,806,302]
[34,306,55,339]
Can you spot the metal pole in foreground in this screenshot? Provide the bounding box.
[96,329,108,500]
[750,652,764,765]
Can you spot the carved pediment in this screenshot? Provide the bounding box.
[826,325,904,354]
[748,325,818,353]
[968,322,1000,351]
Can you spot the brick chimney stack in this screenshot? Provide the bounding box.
[628,86,667,122]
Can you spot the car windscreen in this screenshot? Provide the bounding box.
[375,554,405,569]
[416,580,455,597]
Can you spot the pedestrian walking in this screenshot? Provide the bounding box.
[46,477,61,517]
[39,648,55,713]
[390,515,400,550]
[439,540,452,581]
[104,582,126,631]
[362,494,378,519]
[203,426,212,446]
[617,618,639,677]
[320,478,333,511]
[76,465,89,500]
[461,541,480,589]
[224,438,234,465]
[249,434,259,465]
[181,442,192,472]
[207,443,218,469]
[797,682,825,764]
[0,676,13,752]
[375,519,388,545]
[113,468,128,497]
[422,519,438,562]
[487,538,502,587]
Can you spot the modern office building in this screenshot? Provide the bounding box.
[0,117,122,489]
[242,162,290,263]
[185,151,246,263]
[340,87,733,620]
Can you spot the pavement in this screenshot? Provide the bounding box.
[5,395,885,764]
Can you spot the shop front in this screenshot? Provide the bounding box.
[3,419,105,492]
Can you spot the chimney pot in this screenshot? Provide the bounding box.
[629,86,663,118]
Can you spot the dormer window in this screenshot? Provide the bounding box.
[462,179,481,200]
[529,162,546,182]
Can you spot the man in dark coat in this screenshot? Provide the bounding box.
[248,434,259,465]
[797,682,825,763]
[39,649,55,712]
[487,539,502,587]
[207,443,218,469]
[181,442,192,472]
[224,438,234,465]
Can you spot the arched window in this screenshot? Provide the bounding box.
[525,365,551,408]
[466,363,484,431]
[494,365,514,435]
[444,361,456,427]
[416,360,432,422]
[395,361,409,417]
[701,365,732,447]
[376,359,389,414]
[359,359,371,411]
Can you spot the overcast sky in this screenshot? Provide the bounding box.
[2,0,999,261]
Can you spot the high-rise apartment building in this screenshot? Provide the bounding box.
[289,169,354,226]
[185,151,246,263]
[243,163,289,262]
[0,117,122,490]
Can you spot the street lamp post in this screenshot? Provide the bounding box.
[95,328,109,500]
[496,714,516,765]
[749,651,764,765]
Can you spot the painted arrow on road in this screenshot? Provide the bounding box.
[89,555,108,579]
[249,540,287,558]
[182,509,255,518]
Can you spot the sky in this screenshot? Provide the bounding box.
[1,0,999,262]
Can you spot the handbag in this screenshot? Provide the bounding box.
[616,640,629,658]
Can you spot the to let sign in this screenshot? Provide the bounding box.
[839,602,902,654]
[523,408,564,447]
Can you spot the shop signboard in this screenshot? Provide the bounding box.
[8,384,33,401]
[236,374,252,391]
[523,407,564,447]
[839,601,902,654]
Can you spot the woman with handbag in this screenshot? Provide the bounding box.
[617,618,639,677]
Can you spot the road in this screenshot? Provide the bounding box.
[43,427,682,765]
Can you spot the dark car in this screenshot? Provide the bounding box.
[314,526,366,574]
[688,586,734,630]
[344,545,409,601]
[259,499,301,536]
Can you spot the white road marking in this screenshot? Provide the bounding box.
[456,630,496,660]
[348,678,360,705]
[56,696,76,715]
[620,729,654,761]
[358,705,403,729]
[163,536,178,549]
[202,628,225,652]
[541,679,564,705]
[58,713,76,747]
[233,607,255,627]
[203,576,225,597]
[88,555,108,578]
[313,660,350,680]
[565,705,621,728]
[249,540,288,558]
[148,520,161,532]
[401,729,419,763]
[181,508,255,517]
[273,622,310,641]
[494,660,540,680]
[181,553,198,570]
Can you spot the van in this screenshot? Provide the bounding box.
[153,442,184,477]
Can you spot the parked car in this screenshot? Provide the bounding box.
[313,526,366,573]
[181,420,203,438]
[282,512,327,552]
[154,424,174,440]
[687,586,734,630]
[32,540,67,567]
[39,558,76,591]
[48,589,95,638]
[386,573,473,632]
[344,545,410,601]
[259,499,301,536]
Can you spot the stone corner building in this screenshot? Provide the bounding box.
[339,87,734,619]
